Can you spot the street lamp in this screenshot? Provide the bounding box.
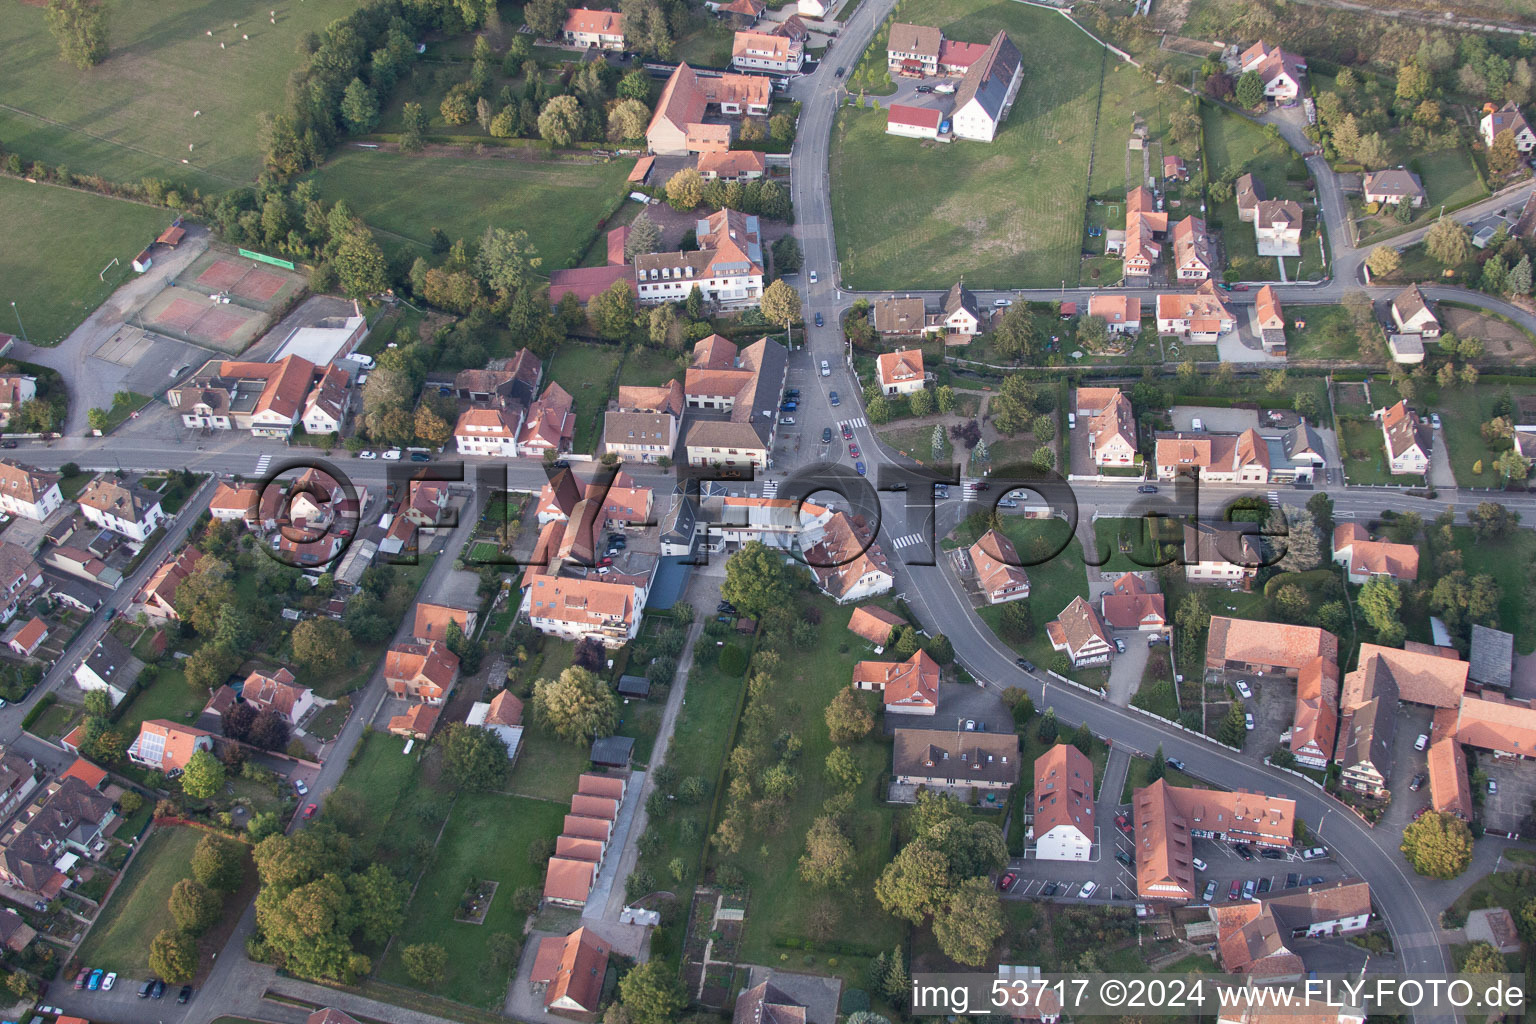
[9,302,26,344]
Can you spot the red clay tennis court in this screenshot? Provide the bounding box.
[138,286,269,350]
[193,259,290,303]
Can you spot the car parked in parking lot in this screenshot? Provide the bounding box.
[1202,881,1217,902]
[1078,881,1097,899]
[294,779,308,796]
[1243,879,1257,899]
[1040,882,1059,897]
[1261,848,1284,860]
[1414,733,1428,751]
[1228,880,1242,900]
[1192,857,1207,872]
[103,972,116,991]
[88,970,102,991]
[1409,773,1425,791]
[1115,849,1134,868]
[1235,679,1252,699]
[1301,846,1327,860]
[1286,872,1301,888]
[178,986,193,1004]
[1489,779,1498,794]
[1302,875,1325,886]
[1245,712,1255,731]
[1233,844,1253,861]
[998,871,1016,891]
[1258,877,1272,893]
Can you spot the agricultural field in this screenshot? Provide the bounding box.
[0,179,176,345]
[0,0,358,188]
[306,150,630,265]
[830,2,1107,289]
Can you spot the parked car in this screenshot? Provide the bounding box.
[410,451,430,462]
[381,449,402,460]
[1244,712,1255,731]
[1242,879,1257,899]
[784,388,801,398]
[1258,877,1272,893]
[1409,773,1425,791]
[1192,857,1207,872]
[1165,758,1185,771]
[103,973,116,991]
[1202,881,1218,902]
[294,779,308,796]
[303,803,317,818]
[1431,413,1442,428]
[809,270,818,283]
[994,298,1013,307]
[1233,844,1254,861]
[814,312,824,327]
[88,970,103,991]
[151,980,166,999]
[1302,875,1325,886]
[1235,679,1252,699]
[1286,872,1301,888]
[1414,733,1429,751]
[997,871,1017,891]
[1115,849,1134,868]
[1078,881,1097,899]
[1040,882,1059,897]
[822,427,833,443]
[916,84,933,93]
[74,970,89,990]
[0,441,18,450]
[780,400,797,411]
[1227,879,1242,900]
[964,719,975,731]
[779,416,795,425]
[1115,814,1132,833]
[1016,657,1035,671]
[1114,637,1126,654]
[178,986,193,1004]
[1137,484,1158,493]
[138,980,154,998]
[820,359,830,376]
[1489,779,1499,794]
[1261,848,1284,860]
[829,390,840,406]
[358,450,378,460]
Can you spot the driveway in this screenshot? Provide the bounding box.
[1105,634,1149,707]
[1480,757,1536,835]
[1169,405,1262,433]
[1427,424,1457,489]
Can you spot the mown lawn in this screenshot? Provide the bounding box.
[1285,304,1358,361]
[545,343,625,453]
[1432,381,1536,486]
[620,346,686,389]
[507,729,591,803]
[116,661,209,741]
[377,794,566,1009]
[74,826,209,974]
[331,729,428,859]
[1449,525,1536,655]
[1092,516,1176,575]
[307,150,630,266]
[0,179,175,345]
[0,0,355,187]
[830,1,1106,289]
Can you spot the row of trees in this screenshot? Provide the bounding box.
[664,168,794,221]
[148,835,246,983]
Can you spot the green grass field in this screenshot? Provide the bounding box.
[115,661,209,741]
[74,826,209,974]
[306,150,630,265]
[507,728,592,804]
[546,342,625,453]
[331,730,429,859]
[0,179,175,345]
[1450,525,1536,654]
[1285,304,1359,361]
[0,0,358,188]
[620,346,686,389]
[830,1,1105,289]
[378,793,565,1008]
[1431,381,1536,485]
[1358,148,1489,246]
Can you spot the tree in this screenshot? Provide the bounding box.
[403,943,449,987]
[174,556,236,636]
[1469,501,1520,541]
[873,842,952,922]
[169,878,222,935]
[618,69,650,100]
[149,929,199,985]
[1496,448,1532,482]
[1217,701,1248,747]
[400,102,428,152]
[292,618,351,676]
[532,667,618,744]
[335,228,388,298]
[619,959,687,1024]
[625,211,661,261]
[192,834,245,891]
[993,305,1042,362]
[909,388,933,416]
[1070,721,1094,756]
[1400,810,1473,878]
[1461,941,1507,975]
[437,723,510,791]
[45,0,109,68]
[935,385,956,413]
[1366,245,1401,278]
[1235,70,1265,108]
[1490,129,1521,175]
[1274,505,1322,572]
[181,749,225,800]
[761,279,801,325]
[770,112,796,142]
[666,168,704,211]
[537,95,584,146]
[1077,314,1109,351]
[932,876,1004,966]
[588,279,636,340]
[1509,254,1533,296]
[1037,707,1058,744]
[1426,218,1473,269]
[721,541,793,617]
[825,747,863,790]
[607,98,650,142]
[1396,61,1432,101]
[477,227,541,297]
[825,686,874,743]
[341,78,380,134]
[1355,132,1391,169]
[930,424,947,461]
[525,0,569,38]
[799,814,854,887]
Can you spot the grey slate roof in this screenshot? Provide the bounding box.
[952,31,1021,123]
[1469,625,1514,689]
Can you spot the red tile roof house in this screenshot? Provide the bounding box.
[562,814,612,843]
[127,719,214,773]
[645,63,770,156]
[847,605,906,646]
[1214,879,1371,974]
[1331,523,1419,584]
[1155,281,1237,340]
[1099,573,1166,632]
[1088,295,1141,336]
[466,689,525,764]
[1171,216,1216,281]
[1033,744,1094,861]
[1338,643,1468,796]
[851,649,940,715]
[517,383,577,457]
[1135,779,1295,900]
[562,8,624,49]
[886,103,943,140]
[242,666,316,725]
[137,544,204,621]
[1046,596,1113,669]
[1426,735,1472,820]
[877,349,926,396]
[1207,618,1341,768]
[384,640,460,705]
[1077,387,1137,468]
[387,703,441,740]
[6,617,47,658]
[1239,40,1308,102]
[543,856,597,907]
[0,459,63,522]
[412,602,477,644]
[697,149,767,182]
[529,927,611,1015]
[969,529,1030,604]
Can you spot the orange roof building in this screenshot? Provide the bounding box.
[1088,294,1142,334]
[1155,281,1237,340]
[412,602,477,645]
[851,649,940,715]
[562,8,624,48]
[127,719,214,773]
[1216,880,1371,974]
[847,605,906,646]
[387,703,441,740]
[384,641,460,705]
[969,529,1030,605]
[542,857,596,907]
[521,575,643,647]
[1426,736,1472,820]
[530,927,611,1013]
[1045,596,1112,669]
[58,758,106,790]
[1099,572,1166,631]
[1453,692,1536,757]
[242,666,315,725]
[1033,744,1094,860]
[1206,617,1340,768]
[646,63,771,155]
[1135,780,1295,900]
[1331,523,1419,584]
[805,511,894,604]
[876,349,926,395]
